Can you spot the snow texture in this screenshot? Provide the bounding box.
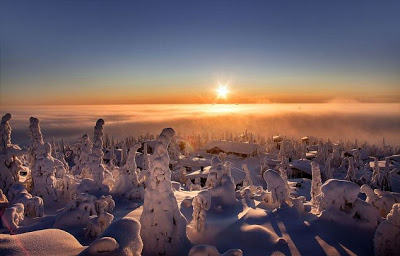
[189,245,243,256]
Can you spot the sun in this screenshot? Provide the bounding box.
[216,84,229,99]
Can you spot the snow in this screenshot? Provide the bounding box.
[186,165,246,186]
[206,140,260,156]
[1,114,400,256]
[374,203,400,256]
[140,128,190,256]
[263,169,290,207]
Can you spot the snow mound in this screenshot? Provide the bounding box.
[374,203,400,256]
[189,244,243,256]
[81,217,143,256]
[0,228,84,256]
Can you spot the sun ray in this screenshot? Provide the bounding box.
[216,84,229,99]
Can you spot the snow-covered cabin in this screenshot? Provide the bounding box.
[185,165,246,186]
[205,140,262,158]
[301,135,319,145]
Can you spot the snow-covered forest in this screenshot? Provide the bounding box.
[1,113,400,256]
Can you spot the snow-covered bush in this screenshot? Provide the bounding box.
[189,245,243,256]
[317,179,360,213]
[263,169,291,207]
[8,183,44,218]
[205,156,237,208]
[140,128,189,256]
[350,198,381,228]
[374,203,400,256]
[1,203,24,234]
[85,212,114,238]
[84,217,143,256]
[292,196,306,214]
[361,184,400,218]
[192,190,211,232]
[310,161,322,205]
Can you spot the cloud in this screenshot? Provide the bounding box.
[2,104,399,146]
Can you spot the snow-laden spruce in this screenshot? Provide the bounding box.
[192,190,211,232]
[374,203,400,256]
[140,128,190,256]
[310,161,322,205]
[0,113,29,194]
[29,117,67,202]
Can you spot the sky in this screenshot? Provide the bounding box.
[1,0,400,105]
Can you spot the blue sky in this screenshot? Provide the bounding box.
[1,0,399,104]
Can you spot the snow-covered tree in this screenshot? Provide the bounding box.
[324,153,334,181]
[140,128,189,256]
[310,162,322,205]
[345,157,356,182]
[360,184,400,218]
[381,157,392,191]
[192,190,211,232]
[0,114,28,194]
[29,117,59,202]
[371,157,381,189]
[0,113,12,152]
[113,143,144,199]
[242,164,253,187]
[142,142,150,170]
[87,119,111,189]
[317,179,360,213]
[263,169,290,207]
[71,134,92,176]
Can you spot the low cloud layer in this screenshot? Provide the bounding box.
[2,104,399,146]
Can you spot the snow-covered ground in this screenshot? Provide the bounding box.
[1,113,400,255]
